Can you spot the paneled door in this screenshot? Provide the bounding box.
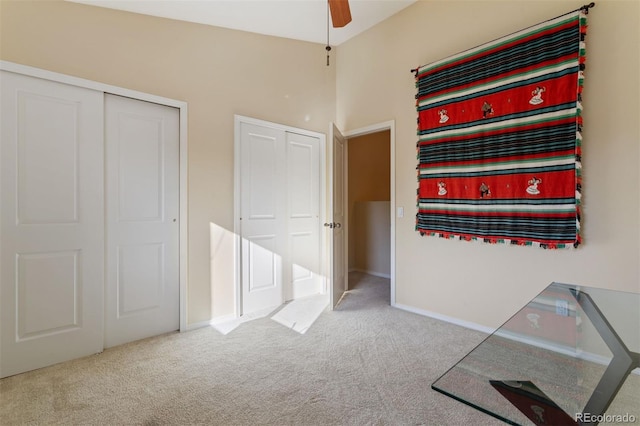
[238,119,323,315]
[0,72,105,378]
[104,94,180,348]
[239,123,287,314]
[329,123,347,309]
[286,132,323,300]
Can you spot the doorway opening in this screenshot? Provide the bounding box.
[343,121,395,306]
[347,130,391,279]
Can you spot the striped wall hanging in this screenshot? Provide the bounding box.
[414,5,593,249]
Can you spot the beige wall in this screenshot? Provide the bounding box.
[337,0,640,328]
[347,131,390,271]
[0,0,336,324]
[348,131,391,202]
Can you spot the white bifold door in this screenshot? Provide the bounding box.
[238,120,323,315]
[0,71,180,378]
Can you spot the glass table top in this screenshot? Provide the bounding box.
[431,282,640,426]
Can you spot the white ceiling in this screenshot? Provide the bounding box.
[68,0,418,45]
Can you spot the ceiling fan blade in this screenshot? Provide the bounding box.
[328,0,352,28]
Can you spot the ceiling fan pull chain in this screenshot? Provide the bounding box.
[326,0,331,66]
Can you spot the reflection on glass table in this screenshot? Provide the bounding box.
[432,282,640,426]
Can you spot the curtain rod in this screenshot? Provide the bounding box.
[410,2,595,75]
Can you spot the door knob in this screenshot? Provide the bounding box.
[324,222,341,229]
[324,222,334,228]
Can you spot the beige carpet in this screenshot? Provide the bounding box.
[1,272,502,425]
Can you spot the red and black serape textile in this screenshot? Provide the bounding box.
[415,10,587,249]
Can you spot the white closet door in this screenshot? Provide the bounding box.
[286,132,322,300]
[0,72,104,378]
[238,120,323,315]
[104,94,180,348]
[239,122,287,314]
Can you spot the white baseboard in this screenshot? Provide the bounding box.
[185,314,243,331]
[185,315,241,334]
[394,303,640,376]
[393,302,495,335]
[498,329,640,376]
[209,314,238,325]
[184,319,213,331]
